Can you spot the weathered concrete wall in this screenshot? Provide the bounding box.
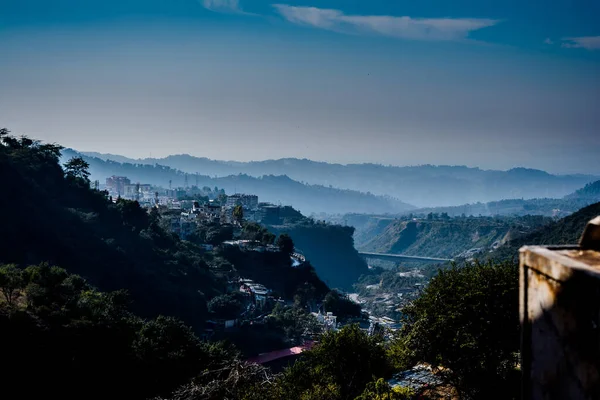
[520,245,600,400]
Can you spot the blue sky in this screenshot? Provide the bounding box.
[1,0,599,173]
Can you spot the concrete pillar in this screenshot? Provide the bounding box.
[519,217,600,400]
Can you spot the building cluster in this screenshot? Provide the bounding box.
[223,240,281,253]
[105,176,158,205]
[239,278,271,308]
[101,175,302,240]
[226,194,259,209]
[312,311,338,332]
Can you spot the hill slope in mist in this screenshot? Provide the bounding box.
[81,152,598,208]
[397,179,600,218]
[356,215,553,259]
[492,201,600,261]
[65,150,414,215]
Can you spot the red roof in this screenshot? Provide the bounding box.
[246,341,315,364]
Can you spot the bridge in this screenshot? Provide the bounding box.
[358,252,452,263]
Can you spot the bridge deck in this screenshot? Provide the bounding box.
[358,252,452,263]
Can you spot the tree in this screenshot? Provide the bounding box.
[355,378,413,400]
[294,282,317,310]
[64,156,90,182]
[322,290,361,321]
[206,224,234,245]
[233,205,244,222]
[389,260,520,399]
[217,193,227,205]
[281,324,390,400]
[268,303,321,344]
[207,293,244,320]
[0,264,24,306]
[115,198,149,231]
[277,233,294,254]
[261,231,276,246]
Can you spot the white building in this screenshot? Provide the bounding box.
[313,311,338,332]
[226,194,259,210]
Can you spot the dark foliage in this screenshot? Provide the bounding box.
[389,260,520,399]
[207,292,246,320]
[0,130,223,329]
[276,324,391,400]
[0,264,236,400]
[219,246,329,302]
[276,233,294,254]
[322,290,362,321]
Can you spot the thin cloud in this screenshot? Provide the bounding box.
[201,0,255,15]
[272,4,499,41]
[544,38,554,45]
[561,36,600,50]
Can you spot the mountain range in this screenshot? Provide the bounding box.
[80,152,598,208]
[63,150,414,215]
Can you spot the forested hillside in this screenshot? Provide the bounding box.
[356,215,553,259]
[0,132,221,329]
[565,180,600,201]
[406,180,600,217]
[0,130,330,333]
[492,201,600,260]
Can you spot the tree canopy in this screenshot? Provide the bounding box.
[276,233,294,254]
[388,260,520,399]
[64,156,91,182]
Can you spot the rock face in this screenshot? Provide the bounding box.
[519,218,600,400]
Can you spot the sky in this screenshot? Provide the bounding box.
[0,0,599,174]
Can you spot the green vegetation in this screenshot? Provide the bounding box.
[1,263,238,400]
[322,290,362,321]
[207,292,246,320]
[277,232,295,254]
[267,303,322,343]
[240,221,276,244]
[355,379,413,400]
[233,204,244,222]
[0,263,23,305]
[389,260,520,399]
[64,155,91,182]
[189,221,235,245]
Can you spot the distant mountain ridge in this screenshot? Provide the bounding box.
[397,179,600,218]
[65,150,414,215]
[79,151,599,208]
[491,201,600,261]
[353,215,553,259]
[565,180,600,200]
